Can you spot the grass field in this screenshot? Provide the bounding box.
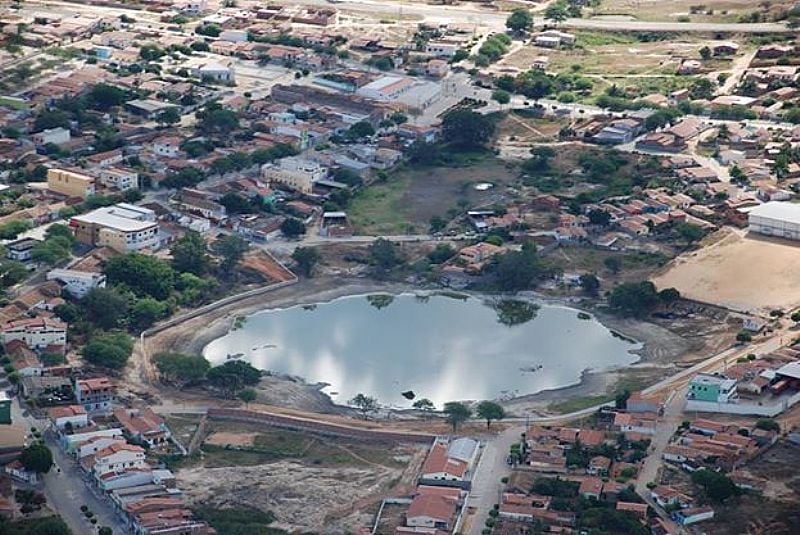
[589,0,781,23]
[348,159,519,234]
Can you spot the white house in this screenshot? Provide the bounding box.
[85,442,147,477]
[48,405,89,430]
[261,156,327,194]
[426,40,460,58]
[421,441,469,481]
[152,137,182,158]
[94,167,138,191]
[673,506,715,525]
[219,29,248,42]
[32,127,71,146]
[75,436,127,459]
[61,427,124,456]
[190,61,235,82]
[46,268,107,298]
[0,317,67,350]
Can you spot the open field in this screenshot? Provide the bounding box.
[175,423,426,531]
[652,229,800,313]
[348,159,518,234]
[590,0,785,23]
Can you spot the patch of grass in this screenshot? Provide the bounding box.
[548,394,614,414]
[576,31,637,47]
[194,505,289,535]
[348,177,412,235]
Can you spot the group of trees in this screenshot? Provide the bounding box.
[54,232,251,370]
[608,281,681,316]
[490,243,546,291]
[349,395,506,431]
[154,352,262,398]
[441,108,496,150]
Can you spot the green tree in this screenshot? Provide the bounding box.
[658,287,681,304]
[492,299,539,326]
[154,352,210,386]
[20,444,53,473]
[99,528,113,535]
[211,234,250,274]
[412,398,435,416]
[207,360,261,396]
[105,253,176,300]
[82,287,130,329]
[280,218,306,238]
[736,330,752,343]
[791,310,800,323]
[87,84,127,111]
[0,260,29,286]
[345,121,375,140]
[130,298,169,330]
[677,222,705,244]
[444,401,472,432]
[369,238,402,272]
[699,46,712,60]
[608,281,660,315]
[506,8,534,33]
[755,418,780,432]
[156,107,181,126]
[691,469,739,504]
[492,89,511,105]
[170,231,210,275]
[427,244,455,264]
[579,273,600,296]
[237,388,257,407]
[492,245,543,291]
[197,103,239,136]
[476,400,506,428]
[441,109,496,150]
[83,331,134,369]
[544,4,569,24]
[291,246,320,277]
[689,77,716,100]
[349,393,378,418]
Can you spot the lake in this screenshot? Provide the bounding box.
[202,293,641,408]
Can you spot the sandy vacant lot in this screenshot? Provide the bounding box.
[652,229,800,313]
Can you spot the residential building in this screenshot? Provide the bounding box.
[47,168,96,199]
[0,317,67,350]
[688,374,738,403]
[748,201,800,241]
[426,59,449,78]
[32,127,70,146]
[420,441,469,482]
[113,407,171,447]
[672,506,714,525]
[48,405,89,430]
[152,137,182,158]
[6,237,39,262]
[613,412,657,435]
[579,477,604,499]
[84,442,147,477]
[406,487,460,531]
[46,268,107,298]
[95,167,138,191]
[425,40,460,58]
[76,377,116,413]
[61,427,124,456]
[70,204,159,252]
[261,156,327,194]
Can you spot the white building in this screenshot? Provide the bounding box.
[356,75,416,101]
[94,167,138,191]
[219,29,248,42]
[426,40,460,58]
[75,436,127,459]
[0,317,67,350]
[152,137,182,158]
[61,427,124,456]
[32,127,71,146]
[48,405,89,430]
[86,442,147,477]
[190,61,235,82]
[70,204,159,252]
[261,156,327,194]
[46,268,107,298]
[748,201,800,240]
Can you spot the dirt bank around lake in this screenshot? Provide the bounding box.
[134,277,719,415]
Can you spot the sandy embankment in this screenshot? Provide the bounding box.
[131,276,699,415]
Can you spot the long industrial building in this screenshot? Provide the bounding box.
[748,201,800,241]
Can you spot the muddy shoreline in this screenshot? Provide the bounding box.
[141,277,696,414]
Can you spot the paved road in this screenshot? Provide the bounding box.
[465,425,522,535]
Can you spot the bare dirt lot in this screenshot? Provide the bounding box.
[591,0,790,23]
[175,423,426,532]
[652,228,800,313]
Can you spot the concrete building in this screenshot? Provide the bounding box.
[0,317,67,350]
[46,268,107,298]
[70,204,159,252]
[189,62,235,82]
[261,156,327,194]
[94,167,138,191]
[47,168,96,199]
[32,127,71,146]
[356,76,416,101]
[76,377,116,413]
[748,201,800,240]
[688,374,737,403]
[48,405,89,430]
[5,238,39,262]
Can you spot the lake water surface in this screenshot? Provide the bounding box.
[203,294,641,407]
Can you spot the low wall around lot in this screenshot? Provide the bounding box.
[685,391,800,417]
[207,408,435,444]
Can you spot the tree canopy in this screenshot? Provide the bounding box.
[441,109,496,150]
[443,401,472,432]
[170,231,210,276]
[211,234,250,274]
[82,331,134,369]
[20,444,53,473]
[154,353,211,386]
[105,253,176,300]
[291,246,320,277]
[476,400,506,428]
[608,281,660,316]
[207,360,261,396]
[506,9,534,33]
